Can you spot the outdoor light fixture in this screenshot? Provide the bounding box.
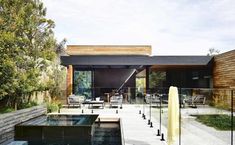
[192,77,199,80]
[204,75,211,78]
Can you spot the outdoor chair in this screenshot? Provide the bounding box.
[145,94,151,103]
[186,95,206,108]
[67,95,85,108]
[145,94,160,106]
[110,95,123,108]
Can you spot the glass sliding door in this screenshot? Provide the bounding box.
[73,70,92,99]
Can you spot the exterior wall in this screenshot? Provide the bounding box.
[94,69,136,98]
[150,67,212,89]
[213,50,235,88]
[213,50,235,111]
[66,65,73,97]
[66,45,152,56]
[0,105,46,145]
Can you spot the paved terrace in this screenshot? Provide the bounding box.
[58,104,167,145]
[57,104,233,145]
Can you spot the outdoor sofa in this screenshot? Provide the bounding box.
[66,94,85,108]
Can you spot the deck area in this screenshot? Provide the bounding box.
[57,104,233,145]
[58,104,167,145]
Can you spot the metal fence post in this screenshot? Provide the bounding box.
[159,94,162,135]
[142,93,145,119]
[179,88,182,145]
[231,90,234,145]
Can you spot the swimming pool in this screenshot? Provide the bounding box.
[14,114,122,145]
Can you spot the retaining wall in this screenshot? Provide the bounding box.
[0,105,46,145]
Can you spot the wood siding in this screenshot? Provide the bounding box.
[66,45,152,56]
[213,50,235,88]
[66,65,73,97]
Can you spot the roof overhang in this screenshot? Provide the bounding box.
[60,55,213,67]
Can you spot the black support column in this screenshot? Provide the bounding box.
[145,66,150,91]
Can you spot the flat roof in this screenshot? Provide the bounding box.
[60,55,213,66]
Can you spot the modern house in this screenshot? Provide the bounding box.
[60,45,235,102]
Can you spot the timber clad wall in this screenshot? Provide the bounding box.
[66,45,152,56]
[213,50,235,88]
[213,50,235,111]
[66,65,73,97]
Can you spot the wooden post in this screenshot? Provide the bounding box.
[66,65,73,98]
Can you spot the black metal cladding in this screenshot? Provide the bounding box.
[60,55,213,66]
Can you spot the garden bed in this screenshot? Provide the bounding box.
[192,114,235,130]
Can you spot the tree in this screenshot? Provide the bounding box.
[46,38,67,100]
[0,0,57,109]
[207,48,220,56]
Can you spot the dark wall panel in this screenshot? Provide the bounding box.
[94,69,136,97]
[165,68,212,88]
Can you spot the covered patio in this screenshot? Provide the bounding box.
[60,46,213,103]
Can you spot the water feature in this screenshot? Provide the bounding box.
[14,114,122,145]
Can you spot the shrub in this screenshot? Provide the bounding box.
[0,107,15,114]
[18,101,38,110]
[47,101,61,113]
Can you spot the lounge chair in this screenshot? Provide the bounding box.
[67,95,85,108]
[110,95,123,108]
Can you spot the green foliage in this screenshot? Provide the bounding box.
[18,101,38,110]
[193,114,235,130]
[0,101,37,114]
[0,107,15,114]
[149,71,166,88]
[0,0,63,109]
[136,77,145,95]
[47,101,60,113]
[74,71,92,98]
[46,60,67,99]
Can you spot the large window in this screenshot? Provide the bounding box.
[73,71,92,99]
[149,71,166,88]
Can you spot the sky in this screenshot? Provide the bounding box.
[42,0,235,55]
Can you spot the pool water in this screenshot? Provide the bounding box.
[93,122,122,145]
[20,115,98,126]
[15,115,122,145]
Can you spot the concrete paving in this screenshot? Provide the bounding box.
[59,104,234,145]
[152,106,233,145]
[59,104,167,145]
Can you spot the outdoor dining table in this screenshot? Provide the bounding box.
[83,100,105,109]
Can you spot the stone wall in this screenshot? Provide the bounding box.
[0,105,46,145]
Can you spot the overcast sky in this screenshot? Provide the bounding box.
[43,0,235,55]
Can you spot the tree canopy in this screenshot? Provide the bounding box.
[0,0,63,109]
